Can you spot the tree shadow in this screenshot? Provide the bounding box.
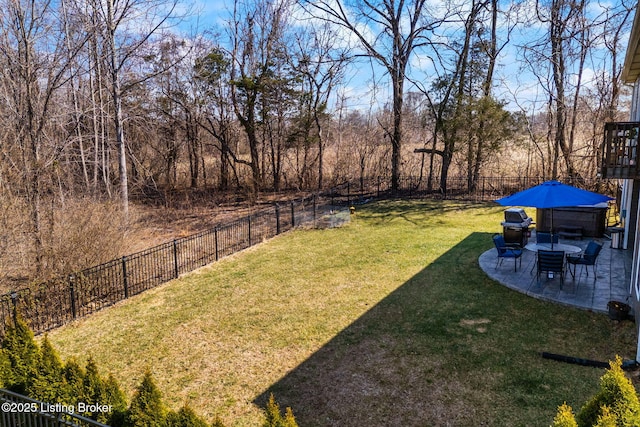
[253,232,501,426]
[355,199,501,227]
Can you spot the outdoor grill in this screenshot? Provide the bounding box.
[501,208,533,247]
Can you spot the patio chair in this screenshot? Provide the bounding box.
[566,241,603,279]
[537,232,559,244]
[493,234,523,272]
[537,250,565,287]
[529,232,559,275]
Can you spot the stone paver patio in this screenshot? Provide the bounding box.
[479,232,633,314]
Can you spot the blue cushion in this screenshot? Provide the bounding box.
[567,242,602,266]
[493,235,522,257]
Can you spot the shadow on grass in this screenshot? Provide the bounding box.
[358,199,499,226]
[252,232,556,426]
[253,229,635,426]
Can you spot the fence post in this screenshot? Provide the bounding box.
[69,276,77,319]
[313,195,317,226]
[10,290,17,325]
[248,216,252,247]
[291,202,295,228]
[122,256,129,299]
[276,205,281,235]
[173,239,179,278]
[347,182,351,206]
[214,227,219,261]
[482,177,486,200]
[377,176,381,197]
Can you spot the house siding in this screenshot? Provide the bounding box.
[629,76,640,361]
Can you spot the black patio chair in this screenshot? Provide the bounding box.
[537,250,565,287]
[566,241,603,279]
[493,234,523,272]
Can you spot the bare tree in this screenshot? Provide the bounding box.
[515,0,634,180]
[195,43,240,191]
[291,21,348,189]
[410,0,488,194]
[467,0,518,191]
[87,0,182,217]
[0,0,87,276]
[598,1,634,124]
[300,0,446,192]
[228,0,295,196]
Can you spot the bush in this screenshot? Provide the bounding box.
[553,356,640,427]
[0,196,130,289]
[551,402,578,427]
[593,406,617,427]
[104,373,129,427]
[0,320,296,426]
[165,404,210,427]
[45,198,129,277]
[29,335,64,403]
[0,346,9,388]
[126,369,167,427]
[576,356,640,427]
[82,356,111,422]
[62,358,86,405]
[263,393,297,427]
[0,316,39,394]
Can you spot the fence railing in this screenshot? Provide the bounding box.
[0,196,348,337]
[0,175,616,338]
[325,175,615,203]
[602,122,640,179]
[0,388,110,427]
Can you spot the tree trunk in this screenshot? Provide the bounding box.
[316,115,324,190]
[471,0,498,191]
[107,0,129,218]
[391,69,404,193]
[440,0,477,195]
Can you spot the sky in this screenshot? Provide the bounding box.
[177,0,634,116]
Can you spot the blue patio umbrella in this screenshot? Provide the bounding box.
[495,180,613,247]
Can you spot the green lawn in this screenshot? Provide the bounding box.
[47,199,637,426]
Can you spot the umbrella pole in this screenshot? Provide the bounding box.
[551,209,554,249]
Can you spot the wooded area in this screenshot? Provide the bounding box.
[0,0,634,286]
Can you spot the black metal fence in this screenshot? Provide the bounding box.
[0,175,616,337]
[0,388,109,427]
[363,175,613,202]
[0,196,349,337]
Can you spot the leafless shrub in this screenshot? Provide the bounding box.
[0,194,32,289]
[43,198,129,278]
[0,196,131,294]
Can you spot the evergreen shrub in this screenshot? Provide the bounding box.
[263,393,298,427]
[126,369,167,427]
[552,356,640,427]
[551,402,578,427]
[0,316,39,394]
[0,320,299,426]
[165,404,210,427]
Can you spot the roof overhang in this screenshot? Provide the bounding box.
[623,3,640,83]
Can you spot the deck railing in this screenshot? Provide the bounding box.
[601,122,640,179]
[0,388,110,427]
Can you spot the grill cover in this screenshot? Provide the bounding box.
[503,208,532,227]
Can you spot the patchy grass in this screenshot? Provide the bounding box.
[47,199,637,426]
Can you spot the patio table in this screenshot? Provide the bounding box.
[524,242,582,254]
[524,242,582,276]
